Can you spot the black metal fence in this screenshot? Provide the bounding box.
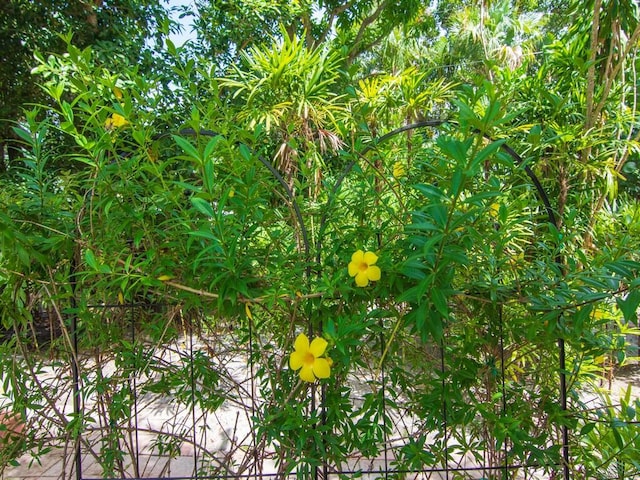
[61,122,571,480]
[63,302,561,480]
[4,122,638,480]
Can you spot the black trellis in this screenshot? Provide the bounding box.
[66,119,571,480]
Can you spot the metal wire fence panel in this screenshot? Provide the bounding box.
[0,126,566,480]
[6,124,640,480]
[41,299,562,480]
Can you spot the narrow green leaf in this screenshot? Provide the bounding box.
[190,197,215,217]
[616,290,640,323]
[467,139,505,175]
[611,426,625,450]
[431,288,449,318]
[166,38,177,56]
[203,158,215,193]
[12,127,34,145]
[413,183,446,200]
[428,307,444,342]
[239,143,252,161]
[203,135,221,160]
[173,135,202,163]
[85,250,98,270]
[450,168,464,197]
[579,422,596,436]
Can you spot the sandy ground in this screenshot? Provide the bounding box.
[1,344,638,480]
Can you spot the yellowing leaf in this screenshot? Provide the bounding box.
[393,161,406,179]
[488,202,500,218]
[157,275,172,282]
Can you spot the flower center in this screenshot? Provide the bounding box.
[303,352,315,365]
[359,262,369,272]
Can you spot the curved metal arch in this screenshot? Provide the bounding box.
[319,119,557,241]
[315,119,568,480]
[173,123,569,480]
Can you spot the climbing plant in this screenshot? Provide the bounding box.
[1,1,640,478]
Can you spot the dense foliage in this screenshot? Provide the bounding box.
[1,0,639,478]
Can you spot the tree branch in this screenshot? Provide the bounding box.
[592,21,640,124]
[348,0,390,62]
[584,0,602,136]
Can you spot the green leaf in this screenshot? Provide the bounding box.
[203,135,221,161]
[413,183,446,200]
[430,203,448,228]
[61,101,74,123]
[616,289,640,323]
[611,425,625,450]
[580,422,596,435]
[437,136,471,164]
[85,250,98,270]
[171,181,201,193]
[190,197,215,217]
[12,126,34,145]
[165,38,177,56]
[467,139,505,175]
[450,168,464,197]
[431,288,449,319]
[428,306,444,343]
[239,143,252,161]
[173,135,202,163]
[203,158,215,193]
[401,259,427,280]
[606,260,640,278]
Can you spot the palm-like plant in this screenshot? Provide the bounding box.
[220,30,346,197]
[444,0,545,80]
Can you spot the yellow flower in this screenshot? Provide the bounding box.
[488,202,500,218]
[348,250,381,287]
[393,161,406,179]
[105,113,129,130]
[289,333,331,383]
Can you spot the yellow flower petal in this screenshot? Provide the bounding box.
[348,260,359,277]
[105,113,129,130]
[363,251,378,266]
[355,271,369,287]
[367,265,381,282]
[351,250,364,263]
[299,365,316,383]
[289,351,304,370]
[309,337,328,357]
[112,113,128,127]
[313,358,331,379]
[294,333,310,353]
